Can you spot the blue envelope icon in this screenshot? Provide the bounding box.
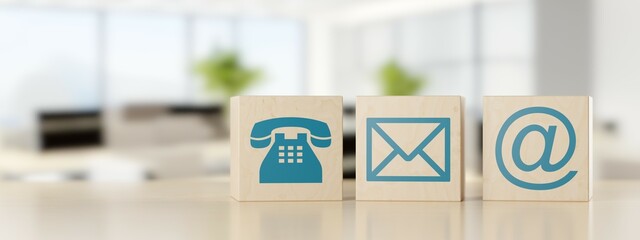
[366,118,450,182]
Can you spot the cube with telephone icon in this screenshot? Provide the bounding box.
[230,96,343,201]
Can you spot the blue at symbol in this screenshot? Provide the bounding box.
[495,107,577,190]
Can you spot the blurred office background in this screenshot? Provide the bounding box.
[0,0,637,182]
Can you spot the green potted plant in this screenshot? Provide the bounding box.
[379,60,425,95]
[195,51,261,134]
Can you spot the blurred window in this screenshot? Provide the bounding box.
[480,0,534,95]
[191,18,305,99]
[193,18,236,58]
[236,19,305,95]
[0,7,99,129]
[105,12,189,106]
[0,6,305,149]
[332,0,534,104]
[334,7,475,101]
[191,18,236,102]
[398,8,474,99]
[0,7,306,111]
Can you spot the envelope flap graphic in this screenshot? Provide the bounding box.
[366,118,451,182]
[375,153,442,177]
[375,122,443,157]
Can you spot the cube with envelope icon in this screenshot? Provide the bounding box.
[356,96,464,201]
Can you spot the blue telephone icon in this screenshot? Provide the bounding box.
[250,117,331,183]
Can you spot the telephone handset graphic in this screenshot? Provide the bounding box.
[250,117,331,183]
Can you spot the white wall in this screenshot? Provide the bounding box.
[535,0,592,95]
[594,0,640,160]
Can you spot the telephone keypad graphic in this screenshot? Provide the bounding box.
[495,106,577,190]
[250,117,331,184]
[277,144,304,164]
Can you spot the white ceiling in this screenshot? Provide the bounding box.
[0,0,366,18]
[0,0,516,21]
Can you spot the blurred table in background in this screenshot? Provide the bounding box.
[0,141,230,182]
[0,178,638,240]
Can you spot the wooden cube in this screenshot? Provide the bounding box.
[356,96,464,201]
[230,96,343,201]
[483,96,593,201]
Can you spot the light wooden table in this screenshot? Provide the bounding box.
[0,178,638,240]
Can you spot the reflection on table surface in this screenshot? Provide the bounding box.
[483,201,589,240]
[356,201,463,240]
[0,178,639,240]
